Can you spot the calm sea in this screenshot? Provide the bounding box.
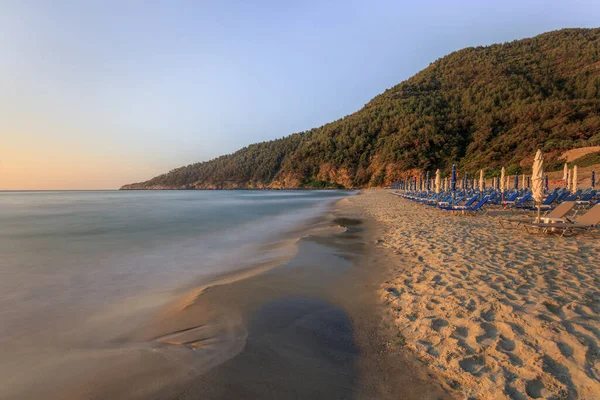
[0,190,351,397]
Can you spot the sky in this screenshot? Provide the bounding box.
[1,1,599,190]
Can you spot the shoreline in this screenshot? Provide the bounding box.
[136,193,449,399]
[3,191,451,399]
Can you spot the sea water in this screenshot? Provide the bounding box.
[0,190,350,397]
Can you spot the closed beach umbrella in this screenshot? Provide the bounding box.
[567,169,572,192]
[522,174,526,190]
[479,170,484,193]
[532,149,544,222]
[592,171,596,189]
[514,173,519,190]
[451,164,456,191]
[451,165,457,205]
[563,163,568,185]
[572,165,578,194]
[426,171,430,191]
[435,169,441,194]
[500,167,506,193]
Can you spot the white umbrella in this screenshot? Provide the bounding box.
[563,163,568,185]
[567,168,573,192]
[479,170,484,193]
[500,167,506,194]
[572,165,578,194]
[532,150,544,222]
[435,169,441,194]
[522,174,527,189]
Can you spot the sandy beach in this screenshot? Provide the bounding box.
[347,189,600,399]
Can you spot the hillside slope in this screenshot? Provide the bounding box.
[122,28,600,190]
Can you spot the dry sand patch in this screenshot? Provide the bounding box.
[348,190,600,400]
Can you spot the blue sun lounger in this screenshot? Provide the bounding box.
[439,195,478,210]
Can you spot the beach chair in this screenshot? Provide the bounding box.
[524,203,600,236]
[498,201,575,229]
[505,192,532,210]
[504,191,520,202]
[438,195,477,210]
[461,195,490,214]
[515,190,558,211]
[442,196,490,215]
[575,190,597,207]
[424,192,444,205]
[563,190,582,202]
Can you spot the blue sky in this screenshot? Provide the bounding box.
[1,0,599,189]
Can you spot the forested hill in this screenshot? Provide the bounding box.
[121,28,600,190]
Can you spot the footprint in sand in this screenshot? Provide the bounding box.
[506,352,524,367]
[458,355,488,377]
[507,322,525,335]
[542,355,578,398]
[556,341,574,358]
[453,326,468,338]
[525,378,548,399]
[497,335,516,352]
[481,308,496,322]
[504,384,528,400]
[476,322,498,346]
[431,318,449,332]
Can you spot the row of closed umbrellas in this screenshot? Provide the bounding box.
[394,150,596,222]
[394,154,595,196]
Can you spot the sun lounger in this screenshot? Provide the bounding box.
[563,190,582,202]
[515,191,558,211]
[463,196,490,213]
[499,201,575,229]
[439,196,477,210]
[575,190,597,207]
[439,196,489,214]
[505,192,532,209]
[524,203,600,236]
